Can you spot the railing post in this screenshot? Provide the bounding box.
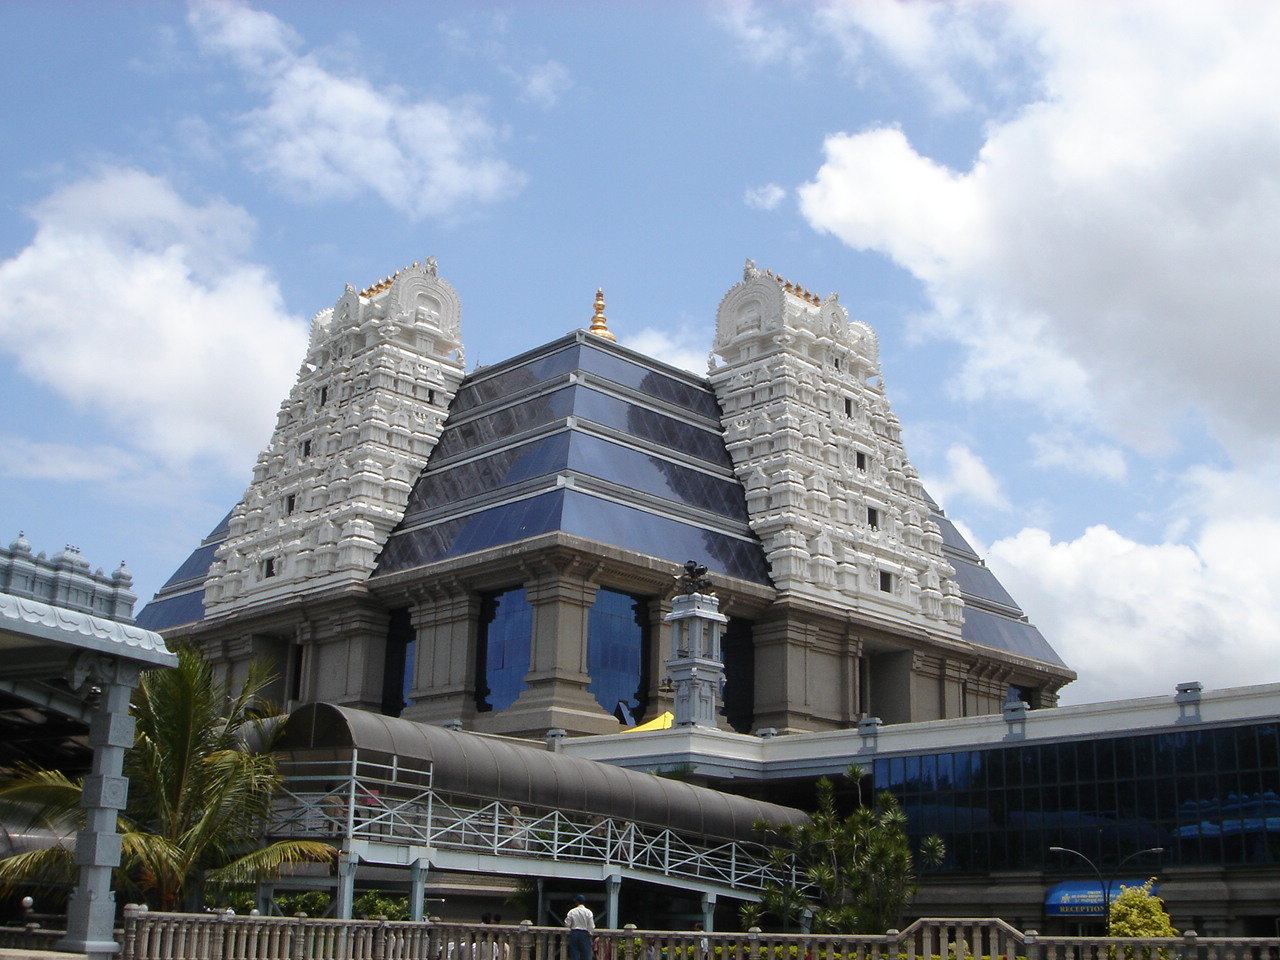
[623,924,638,960]
[748,926,760,960]
[519,919,536,960]
[373,917,388,960]
[121,903,143,960]
[210,910,228,960]
[289,912,308,960]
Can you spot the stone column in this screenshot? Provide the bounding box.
[402,589,481,726]
[59,654,141,959]
[665,591,727,729]
[486,560,616,736]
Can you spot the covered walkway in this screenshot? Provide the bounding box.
[268,704,808,925]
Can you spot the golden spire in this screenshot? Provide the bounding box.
[588,287,616,341]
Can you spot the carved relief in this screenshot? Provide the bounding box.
[204,260,466,616]
[708,267,963,638]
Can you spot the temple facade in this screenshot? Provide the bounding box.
[139,259,1074,738]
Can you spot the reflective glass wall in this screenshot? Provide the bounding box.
[475,588,533,712]
[587,588,650,724]
[876,722,1280,872]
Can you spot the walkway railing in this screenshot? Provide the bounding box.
[271,755,781,895]
[118,912,1280,960]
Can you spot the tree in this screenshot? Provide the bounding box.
[744,764,944,934]
[1109,878,1177,958]
[0,645,334,911]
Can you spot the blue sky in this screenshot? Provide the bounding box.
[3,1,1278,705]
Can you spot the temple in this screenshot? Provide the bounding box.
[138,259,1073,738]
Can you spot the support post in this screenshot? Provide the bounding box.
[59,659,141,959]
[606,875,622,929]
[701,892,717,932]
[410,859,427,922]
[336,851,358,919]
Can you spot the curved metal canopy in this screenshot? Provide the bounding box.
[278,702,808,841]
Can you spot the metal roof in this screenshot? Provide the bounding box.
[277,702,809,841]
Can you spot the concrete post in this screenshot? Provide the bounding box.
[59,658,140,959]
[606,875,622,929]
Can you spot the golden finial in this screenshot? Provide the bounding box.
[588,288,616,341]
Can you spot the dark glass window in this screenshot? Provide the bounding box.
[381,608,415,718]
[587,588,650,722]
[721,617,755,734]
[877,721,1280,874]
[476,588,532,712]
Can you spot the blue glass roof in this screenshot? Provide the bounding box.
[135,513,229,631]
[379,489,770,584]
[135,589,207,632]
[378,334,770,584]
[961,606,1067,667]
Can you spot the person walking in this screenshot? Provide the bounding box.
[566,895,595,960]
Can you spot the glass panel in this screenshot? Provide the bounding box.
[586,589,650,722]
[405,431,752,523]
[560,491,771,584]
[134,590,205,631]
[476,588,532,713]
[450,345,582,413]
[579,345,723,419]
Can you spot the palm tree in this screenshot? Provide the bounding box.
[0,646,334,911]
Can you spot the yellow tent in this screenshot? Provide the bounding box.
[623,711,674,732]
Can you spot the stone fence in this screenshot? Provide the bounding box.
[7,911,1278,960]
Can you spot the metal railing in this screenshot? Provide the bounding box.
[271,755,781,895]
[118,912,1280,960]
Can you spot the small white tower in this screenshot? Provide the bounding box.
[664,561,728,729]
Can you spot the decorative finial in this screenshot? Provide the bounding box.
[588,288,616,341]
[674,560,713,596]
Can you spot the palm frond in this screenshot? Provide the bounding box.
[204,840,337,887]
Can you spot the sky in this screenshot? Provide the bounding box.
[2,0,1279,706]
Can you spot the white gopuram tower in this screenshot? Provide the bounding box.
[203,258,465,615]
[710,260,963,631]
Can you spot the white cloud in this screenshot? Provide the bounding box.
[0,435,144,485]
[0,167,305,473]
[926,444,1010,513]
[624,327,708,377]
[989,517,1280,705]
[815,0,1008,113]
[798,1,1280,461]
[714,0,811,70]
[516,60,572,109]
[1030,431,1127,482]
[744,183,786,211]
[188,0,525,220]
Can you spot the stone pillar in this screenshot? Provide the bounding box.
[59,654,141,959]
[487,561,616,736]
[402,589,481,726]
[665,590,727,729]
[644,594,675,720]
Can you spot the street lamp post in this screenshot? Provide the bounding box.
[1049,845,1164,936]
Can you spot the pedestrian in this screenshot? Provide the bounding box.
[566,895,595,960]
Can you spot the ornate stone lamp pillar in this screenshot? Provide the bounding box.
[664,562,727,729]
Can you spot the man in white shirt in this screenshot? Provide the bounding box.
[566,895,595,960]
